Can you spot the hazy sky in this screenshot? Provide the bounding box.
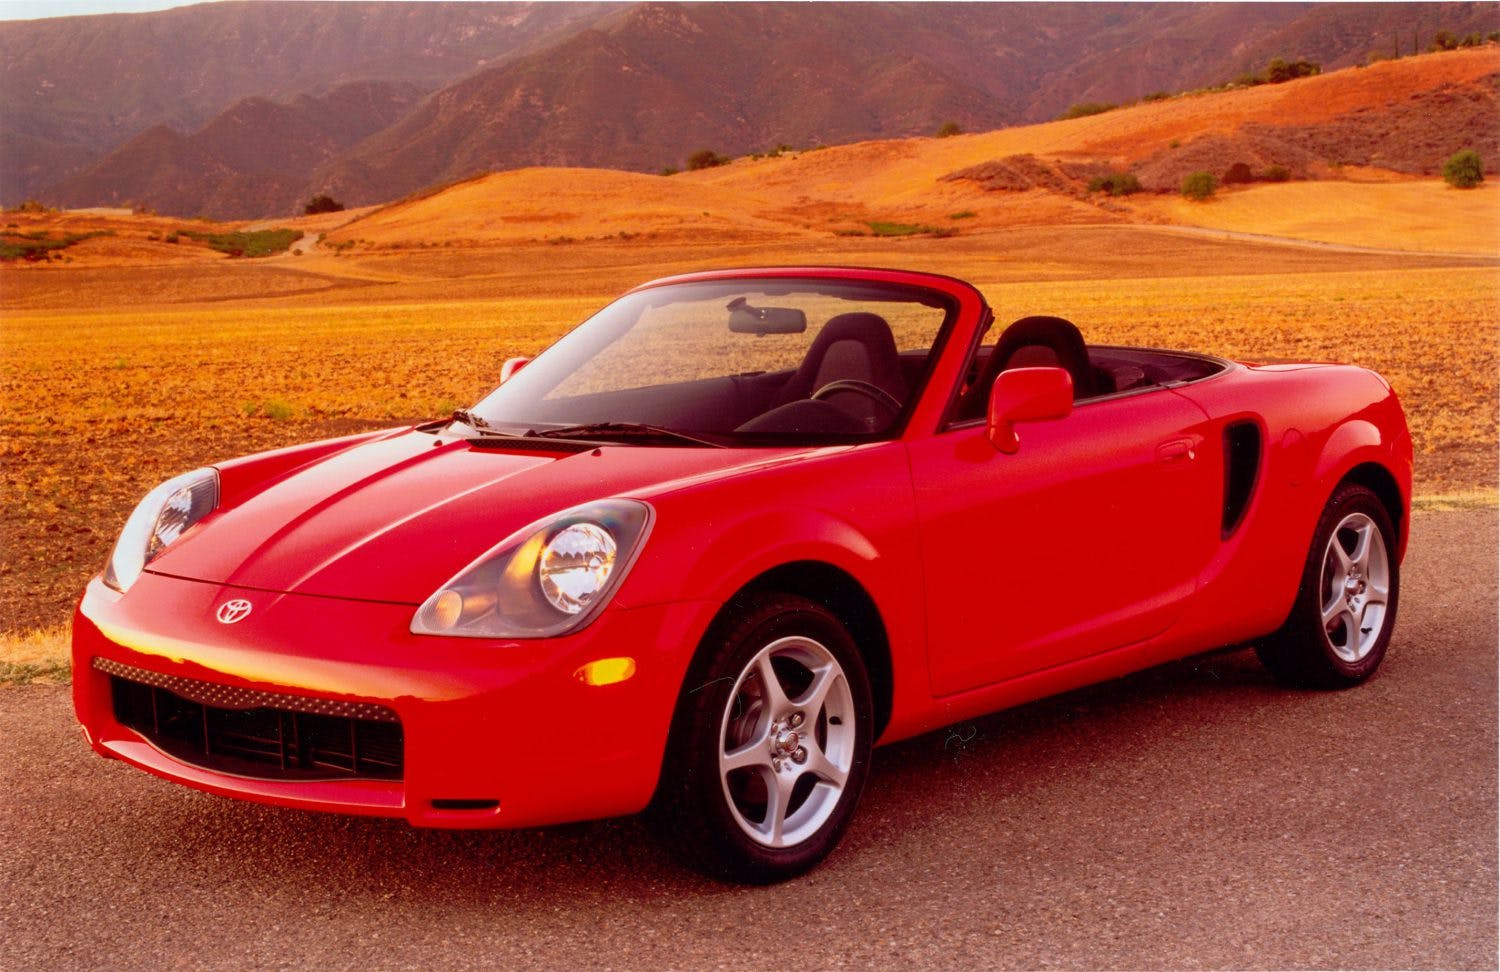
[0,0,218,19]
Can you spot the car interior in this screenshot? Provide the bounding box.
[533,313,1227,441]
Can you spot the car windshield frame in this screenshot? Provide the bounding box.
[467,275,963,448]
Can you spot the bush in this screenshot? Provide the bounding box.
[1142,91,1171,103]
[1235,57,1320,87]
[1087,172,1142,196]
[1222,162,1255,185]
[1263,58,1320,84]
[303,194,344,215]
[1181,171,1218,200]
[1260,165,1292,183]
[936,121,963,138]
[243,399,296,420]
[1442,149,1484,189]
[0,229,112,262]
[659,167,679,177]
[1058,101,1117,120]
[1430,30,1459,52]
[686,149,730,171]
[181,228,299,258]
[865,221,956,238]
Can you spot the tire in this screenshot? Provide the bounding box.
[651,593,874,884]
[1256,483,1400,688]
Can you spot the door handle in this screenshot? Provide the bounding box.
[1157,438,1196,463]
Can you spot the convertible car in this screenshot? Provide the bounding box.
[73,266,1410,883]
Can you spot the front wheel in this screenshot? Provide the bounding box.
[1256,483,1400,688]
[651,593,873,883]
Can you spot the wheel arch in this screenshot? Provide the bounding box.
[733,561,894,741]
[1337,461,1407,558]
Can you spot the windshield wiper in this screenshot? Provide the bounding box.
[450,408,493,431]
[526,422,726,448]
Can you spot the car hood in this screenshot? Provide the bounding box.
[148,430,797,604]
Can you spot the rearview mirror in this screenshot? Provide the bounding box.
[987,367,1073,454]
[727,297,807,335]
[500,356,530,383]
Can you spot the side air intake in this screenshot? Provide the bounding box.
[1222,421,1262,538]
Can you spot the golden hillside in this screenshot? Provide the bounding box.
[316,46,1500,254]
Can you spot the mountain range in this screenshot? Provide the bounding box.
[5,0,1497,218]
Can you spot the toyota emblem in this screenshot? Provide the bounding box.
[216,598,253,624]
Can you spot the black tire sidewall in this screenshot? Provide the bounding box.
[1285,484,1401,686]
[659,594,874,883]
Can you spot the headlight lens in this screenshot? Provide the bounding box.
[539,522,618,614]
[104,467,219,592]
[411,499,652,639]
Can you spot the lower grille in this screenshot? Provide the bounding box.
[102,659,403,782]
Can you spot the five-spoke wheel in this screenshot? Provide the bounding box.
[1318,511,1391,663]
[652,594,872,883]
[718,635,856,848]
[1258,483,1400,687]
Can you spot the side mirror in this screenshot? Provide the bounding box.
[987,367,1073,454]
[500,356,530,384]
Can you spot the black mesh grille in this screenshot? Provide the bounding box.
[104,661,403,782]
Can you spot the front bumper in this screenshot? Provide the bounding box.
[72,572,714,829]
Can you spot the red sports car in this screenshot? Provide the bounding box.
[73,266,1410,882]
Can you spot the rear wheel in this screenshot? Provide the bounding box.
[651,593,873,883]
[1257,484,1399,688]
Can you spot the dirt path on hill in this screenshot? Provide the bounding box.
[287,231,321,256]
[1140,223,1500,261]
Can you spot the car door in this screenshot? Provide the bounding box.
[908,386,1220,697]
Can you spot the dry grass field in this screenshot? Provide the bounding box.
[3,48,1497,679]
[4,236,1494,662]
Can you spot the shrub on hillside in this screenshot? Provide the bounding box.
[865,221,956,238]
[1181,171,1218,200]
[1222,162,1254,185]
[1058,101,1117,120]
[1442,149,1484,189]
[1263,58,1320,84]
[686,149,730,171]
[1233,57,1320,87]
[1260,165,1292,183]
[182,228,299,258]
[1087,172,1142,196]
[1430,30,1459,52]
[936,121,963,138]
[304,194,344,215]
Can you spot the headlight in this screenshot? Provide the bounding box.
[411,499,652,639]
[104,467,219,592]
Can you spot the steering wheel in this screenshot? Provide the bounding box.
[811,379,902,416]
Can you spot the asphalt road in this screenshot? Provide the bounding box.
[3,509,1495,970]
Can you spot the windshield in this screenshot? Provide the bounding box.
[470,278,955,445]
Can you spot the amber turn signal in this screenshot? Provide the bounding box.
[574,657,637,686]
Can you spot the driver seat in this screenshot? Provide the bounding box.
[773,312,907,429]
